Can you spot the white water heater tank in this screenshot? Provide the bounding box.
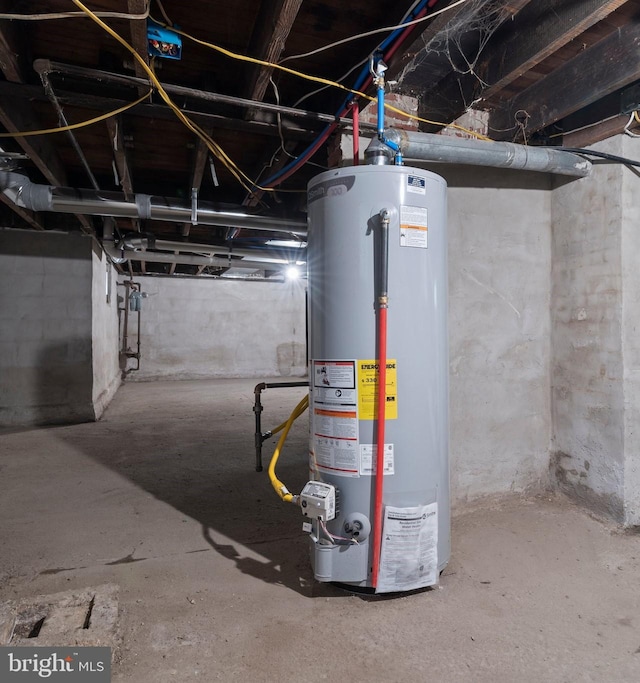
[306,164,449,592]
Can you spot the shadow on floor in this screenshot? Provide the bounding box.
[55,379,350,598]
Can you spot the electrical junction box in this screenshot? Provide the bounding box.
[300,481,336,521]
[147,19,182,60]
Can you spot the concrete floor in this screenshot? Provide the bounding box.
[1,378,640,682]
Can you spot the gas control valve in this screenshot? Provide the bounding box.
[299,481,336,521]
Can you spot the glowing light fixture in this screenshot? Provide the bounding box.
[285,265,300,281]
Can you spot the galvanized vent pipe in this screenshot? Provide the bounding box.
[372,129,592,177]
[101,219,294,270]
[121,235,305,264]
[0,172,307,236]
[0,172,307,271]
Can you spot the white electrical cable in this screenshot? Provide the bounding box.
[155,0,174,26]
[292,58,365,108]
[290,0,423,108]
[549,113,622,140]
[0,7,150,20]
[280,0,471,64]
[623,111,640,138]
[265,77,327,171]
[319,519,358,545]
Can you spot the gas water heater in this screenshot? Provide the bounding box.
[303,164,450,592]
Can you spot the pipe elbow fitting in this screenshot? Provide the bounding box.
[385,128,405,153]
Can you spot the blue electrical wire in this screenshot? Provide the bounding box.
[261,0,431,188]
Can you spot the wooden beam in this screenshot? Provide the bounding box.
[190,137,210,194]
[416,0,630,130]
[490,20,640,138]
[0,97,67,185]
[243,0,303,104]
[106,112,144,268]
[0,2,33,200]
[388,0,517,88]
[562,115,629,148]
[128,0,151,97]
[106,116,134,200]
[171,136,210,274]
[0,195,44,230]
[0,96,94,233]
[0,19,26,83]
[0,81,316,141]
[480,0,630,101]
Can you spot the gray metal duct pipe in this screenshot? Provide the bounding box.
[101,216,292,270]
[383,129,592,177]
[122,236,306,263]
[121,249,291,270]
[0,172,307,236]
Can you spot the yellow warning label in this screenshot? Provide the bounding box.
[357,359,398,420]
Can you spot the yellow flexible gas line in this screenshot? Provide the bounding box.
[268,398,308,437]
[268,394,309,504]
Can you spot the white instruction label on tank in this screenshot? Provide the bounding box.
[359,444,394,475]
[400,205,429,249]
[376,503,438,593]
[311,359,360,477]
[313,360,355,389]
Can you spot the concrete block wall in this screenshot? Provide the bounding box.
[0,229,120,427]
[445,167,552,505]
[551,139,625,518]
[621,137,640,526]
[120,276,307,381]
[0,230,95,425]
[91,247,120,419]
[551,136,640,526]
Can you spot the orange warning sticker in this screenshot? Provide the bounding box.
[400,205,428,249]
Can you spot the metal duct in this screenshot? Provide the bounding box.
[0,172,307,236]
[121,236,305,263]
[379,129,592,177]
[101,217,296,271]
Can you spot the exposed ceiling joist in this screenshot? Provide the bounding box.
[0,18,26,83]
[128,0,151,98]
[0,97,93,233]
[106,109,143,268]
[419,0,631,131]
[106,114,144,266]
[106,116,134,200]
[243,0,303,105]
[389,0,523,90]
[170,136,211,274]
[562,114,630,148]
[480,0,630,101]
[490,20,640,138]
[0,195,44,230]
[0,100,65,186]
[0,80,315,141]
[186,137,210,228]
